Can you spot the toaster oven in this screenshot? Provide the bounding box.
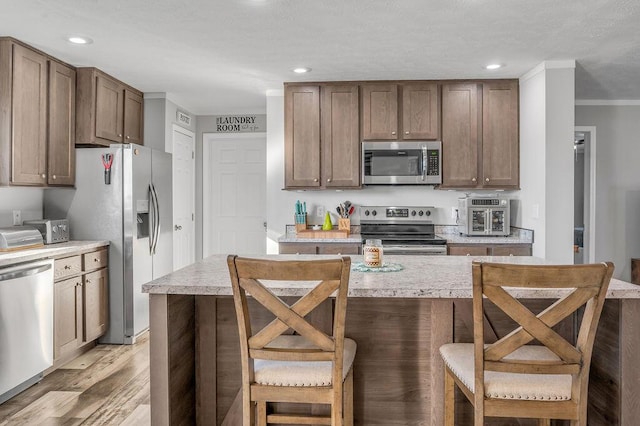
[458,197,510,236]
[23,219,70,244]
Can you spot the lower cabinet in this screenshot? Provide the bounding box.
[279,242,361,255]
[53,247,109,364]
[448,243,531,256]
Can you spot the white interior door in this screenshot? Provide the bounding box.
[172,125,195,270]
[203,133,266,257]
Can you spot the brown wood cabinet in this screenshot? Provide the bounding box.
[447,243,531,256]
[362,83,439,141]
[53,247,109,364]
[284,84,360,189]
[76,67,144,146]
[279,242,361,255]
[0,38,75,186]
[441,81,519,189]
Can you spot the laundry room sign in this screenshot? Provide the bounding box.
[212,114,266,133]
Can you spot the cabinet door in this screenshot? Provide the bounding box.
[441,83,480,188]
[11,43,47,185]
[361,84,398,140]
[482,81,519,188]
[124,89,144,145]
[284,85,321,188]
[48,61,76,186]
[321,85,360,188]
[402,83,439,140]
[54,277,83,360]
[95,74,124,143]
[83,268,109,342]
[447,245,489,256]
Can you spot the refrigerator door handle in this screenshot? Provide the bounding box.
[148,184,158,255]
[150,183,161,255]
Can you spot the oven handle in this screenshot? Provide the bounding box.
[383,245,448,255]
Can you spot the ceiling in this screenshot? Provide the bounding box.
[2,0,639,115]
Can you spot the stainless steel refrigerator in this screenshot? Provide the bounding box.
[45,144,172,344]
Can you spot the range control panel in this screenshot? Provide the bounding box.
[360,206,435,222]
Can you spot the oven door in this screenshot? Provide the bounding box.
[383,245,447,255]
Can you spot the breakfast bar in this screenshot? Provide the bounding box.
[142,255,640,425]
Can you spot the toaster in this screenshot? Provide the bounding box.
[23,219,70,244]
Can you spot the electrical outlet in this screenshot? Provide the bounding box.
[12,210,21,225]
[317,206,325,217]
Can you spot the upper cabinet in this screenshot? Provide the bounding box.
[0,38,75,187]
[441,81,519,189]
[284,84,360,189]
[76,68,144,146]
[361,83,439,141]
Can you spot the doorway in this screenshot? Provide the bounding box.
[574,126,596,264]
[172,125,195,270]
[202,132,267,257]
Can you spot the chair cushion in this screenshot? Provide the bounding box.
[254,336,357,387]
[439,343,572,401]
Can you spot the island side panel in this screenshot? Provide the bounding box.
[430,300,454,426]
[196,295,217,424]
[149,294,196,425]
[621,299,640,424]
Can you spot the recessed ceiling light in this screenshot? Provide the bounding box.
[67,36,93,45]
[485,64,502,70]
[293,67,312,74]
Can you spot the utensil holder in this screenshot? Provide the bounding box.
[294,213,307,233]
[338,218,350,233]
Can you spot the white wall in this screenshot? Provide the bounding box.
[576,104,640,280]
[0,188,43,227]
[519,61,575,263]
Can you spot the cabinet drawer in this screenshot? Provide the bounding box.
[54,255,82,280]
[83,249,108,271]
[448,246,489,256]
[491,245,531,256]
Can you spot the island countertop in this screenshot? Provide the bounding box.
[142,254,640,299]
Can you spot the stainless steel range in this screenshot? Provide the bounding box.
[359,206,447,255]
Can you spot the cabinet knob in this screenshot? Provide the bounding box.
[471,178,477,182]
[391,131,396,135]
[327,178,332,183]
[405,131,409,135]
[94,258,100,262]
[86,279,91,284]
[466,253,471,256]
[118,134,123,137]
[485,178,490,182]
[52,175,57,180]
[126,136,130,140]
[313,178,318,182]
[64,265,71,270]
[41,173,46,179]
[174,224,183,231]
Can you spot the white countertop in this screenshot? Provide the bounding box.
[142,254,640,299]
[0,241,110,267]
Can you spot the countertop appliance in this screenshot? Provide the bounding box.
[0,259,54,404]
[23,219,69,244]
[360,206,447,255]
[458,196,510,236]
[362,141,442,185]
[44,144,173,344]
[0,226,44,251]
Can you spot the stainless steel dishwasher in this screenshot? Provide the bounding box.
[0,259,54,404]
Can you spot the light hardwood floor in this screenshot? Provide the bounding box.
[0,333,151,425]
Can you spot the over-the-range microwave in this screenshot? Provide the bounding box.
[362,141,442,185]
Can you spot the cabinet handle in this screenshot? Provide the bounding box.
[313,178,318,182]
[391,131,396,135]
[41,173,46,179]
[485,178,490,182]
[52,175,57,180]
[405,131,409,135]
[327,178,332,183]
[471,178,477,182]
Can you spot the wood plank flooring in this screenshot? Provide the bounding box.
[0,333,151,426]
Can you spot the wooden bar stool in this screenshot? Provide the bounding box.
[227,255,355,426]
[440,261,614,426]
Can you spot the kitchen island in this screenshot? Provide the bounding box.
[143,255,640,425]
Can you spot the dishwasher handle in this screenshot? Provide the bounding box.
[0,263,52,282]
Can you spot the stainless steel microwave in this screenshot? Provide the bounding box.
[362,141,442,185]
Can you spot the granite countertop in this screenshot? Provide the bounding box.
[143,254,640,299]
[278,234,363,243]
[0,240,110,267]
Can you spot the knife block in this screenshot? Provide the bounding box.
[338,218,350,234]
[294,213,307,233]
